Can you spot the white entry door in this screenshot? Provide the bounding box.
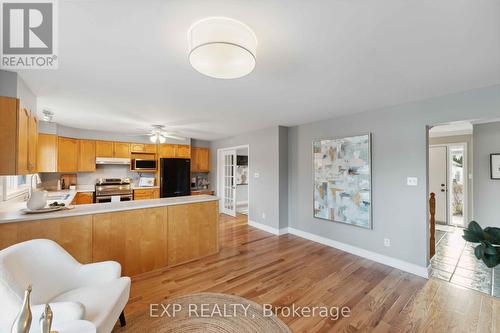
[429,146,448,223]
[221,149,237,216]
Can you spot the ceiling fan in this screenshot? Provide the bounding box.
[138,125,186,143]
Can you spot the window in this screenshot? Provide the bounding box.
[0,175,30,201]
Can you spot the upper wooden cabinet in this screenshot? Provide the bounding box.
[95,141,113,158]
[113,142,130,158]
[159,144,176,158]
[28,115,38,173]
[78,139,96,172]
[37,134,58,172]
[0,96,38,175]
[95,141,130,158]
[177,145,191,158]
[158,144,191,159]
[130,143,157,154]
[58,137,79,172]
[191,148,210,172]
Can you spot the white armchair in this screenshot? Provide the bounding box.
[0,239,131,333]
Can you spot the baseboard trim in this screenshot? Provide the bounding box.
[285,227,429,279]
[248,220,289,236]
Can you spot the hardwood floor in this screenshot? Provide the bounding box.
[117,214,500,332]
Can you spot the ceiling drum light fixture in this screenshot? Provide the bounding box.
[188,17,257,79]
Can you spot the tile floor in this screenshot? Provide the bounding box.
[431,224,500,297]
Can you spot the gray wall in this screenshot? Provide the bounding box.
[473,121,500,228]
[0,70,37,115]
[210,126,281,229]
[17,76,37,115]
[0,70,17,97]
[279,126,289,229]
[429,134,473,222]
[191,139,211,148]
[288,85,500,268]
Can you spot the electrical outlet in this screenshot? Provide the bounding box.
[384,238,391,247]
[406,177,418,186]
[262,212,266,220]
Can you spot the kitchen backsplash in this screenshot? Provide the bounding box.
[40,165,145,189]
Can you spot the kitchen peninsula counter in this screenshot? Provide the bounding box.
[0,195,219,276]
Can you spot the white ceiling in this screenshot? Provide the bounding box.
[17,0,500,140]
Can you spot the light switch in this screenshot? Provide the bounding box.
[407,177,418,186]
[254,172,260,178]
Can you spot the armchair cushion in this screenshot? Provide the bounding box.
[52,277,131,333]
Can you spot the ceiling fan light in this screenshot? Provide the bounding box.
[149,134,158,143]
[188,17,257,79]
[159,135,166,143]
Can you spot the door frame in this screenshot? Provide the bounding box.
[216,144,250,217]
[429,142,468,227]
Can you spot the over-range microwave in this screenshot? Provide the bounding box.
[132,159,157,171]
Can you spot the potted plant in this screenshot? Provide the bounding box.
[463,221,500,268]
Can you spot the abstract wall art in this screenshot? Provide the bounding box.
[313,134,372,228]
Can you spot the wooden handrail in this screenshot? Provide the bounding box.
[429,192,436,259]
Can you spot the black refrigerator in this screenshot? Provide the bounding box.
[160,158,191,197]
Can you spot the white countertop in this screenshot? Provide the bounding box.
[132,186,160,190]
[0,195,218,224]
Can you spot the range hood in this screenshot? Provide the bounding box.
[95,157,130,165]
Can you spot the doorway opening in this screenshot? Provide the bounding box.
[217,145,249,222]
[429,143,467,228]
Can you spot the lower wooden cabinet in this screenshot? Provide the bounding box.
[133,188,160,200]
[0,216,93,263]
[0,201,219,277]
[191,190,214,196]
[92,207,168,276]
[167,201,218,266]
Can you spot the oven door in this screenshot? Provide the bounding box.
[95,194,133,203]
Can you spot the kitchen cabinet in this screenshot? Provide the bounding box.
[167,201,218,266]
[37,134,58,172]
[158,144,191,159]
[78,139,96,172]
[130,143,157,154]
[73,192,94,205]
[159,144,176,158]
[0,96,38,175]
[28,115,38,173]
[133,188,160,200]
[58,137,79,172]
[95,141,114,158]
[191,147,210,172]
[176,145,191,158]
[191,190,214,196]
[113,142,130,158]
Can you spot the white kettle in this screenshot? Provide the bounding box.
[27,191,48,210]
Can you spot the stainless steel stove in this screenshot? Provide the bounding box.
[95,178,133,203]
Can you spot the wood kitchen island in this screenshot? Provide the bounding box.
[0,195,219,277]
